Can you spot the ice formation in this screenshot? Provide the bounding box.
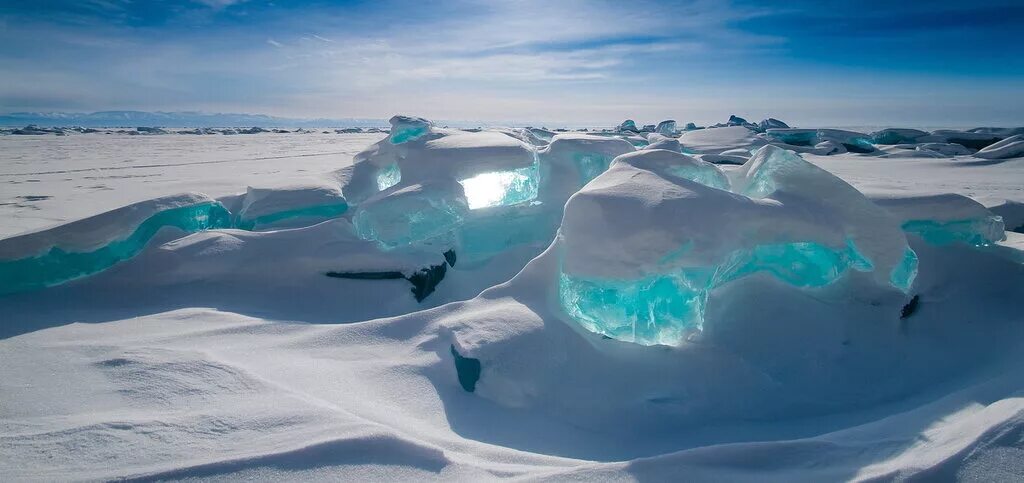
[766,128,876,153]
[873,194,1006,246]
[975,134,1024,159]
[655,120,676,135]
[234,183,348,230]
[871,128,928,145]
[557,146,917,345]
[0,194,230,294]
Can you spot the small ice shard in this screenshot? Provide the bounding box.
[975,134,1024,160]
[353,180,469,250]
[656,120,677,136]
[235,184,348,231]
[388,115,432,144]
[871,128,927,145]
[0,194,231,294]
[617,119,639,133]
[873,194,1007,246]
[641,124,657,133]
[683,122,702,131]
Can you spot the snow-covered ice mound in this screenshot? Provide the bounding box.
[557,146,917,345]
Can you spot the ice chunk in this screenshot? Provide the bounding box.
[557,146,916,344]
[459,203,560,261]
[538,133,635,199]
[643,133,682,152]
[616,119,638,133]
[765,128,817,146]
[235,184,348,231]
[975,134,1024,159]
[916,143,973,157]
[918,130,1003,150]
[678,126,766,154]
[353,181,468,250]
[873,194,1007,246]
[758,118,789,132]
[614,149,730,191]
[727,115,749,126]
[767,129,875,153]
[0,196,230,294]
[656,120,676,136]
[871,128,927,145]
[388,115,432,144]
[458,161,539,210]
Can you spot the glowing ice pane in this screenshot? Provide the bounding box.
[458,163,539,210]
[376,163,402,191]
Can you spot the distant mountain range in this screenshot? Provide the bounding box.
[0,111,391,128]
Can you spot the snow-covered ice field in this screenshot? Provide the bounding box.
[2,121,1024,481]
[0,132,383,238]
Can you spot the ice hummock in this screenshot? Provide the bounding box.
[235,183,348,231]
[557,146,916,345]
[0,194,231,294]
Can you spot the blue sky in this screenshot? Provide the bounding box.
[0,0,1021,126]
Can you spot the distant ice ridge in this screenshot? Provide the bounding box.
[558,146,917,345]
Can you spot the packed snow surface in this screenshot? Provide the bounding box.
[1,117,1023,481]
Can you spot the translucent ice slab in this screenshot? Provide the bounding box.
[0,201,230,294]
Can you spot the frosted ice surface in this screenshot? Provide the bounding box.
[458,161,539,210]
[353,182,468,250]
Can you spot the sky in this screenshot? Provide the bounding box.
[0,0,1022,126]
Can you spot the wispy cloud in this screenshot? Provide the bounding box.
[0,0,1020,125]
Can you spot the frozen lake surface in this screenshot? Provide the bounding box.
[1,125,1023,481]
